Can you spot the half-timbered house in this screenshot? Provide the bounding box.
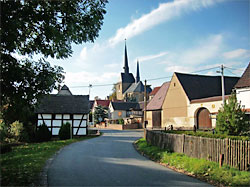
[35,85,89,136]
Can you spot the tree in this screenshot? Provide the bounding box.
[1,0,108,127]
[94,105,108,124]
[215,93,249,136]
[109,84,117,100]
[1,0,108,58]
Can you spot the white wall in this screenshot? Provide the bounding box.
[236,88,250,110]
[37,113,88,135]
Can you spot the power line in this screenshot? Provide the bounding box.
[224,66,244,72]
[71,83,115,88]
[69,65,233,89]
[190,66,220,74]
[224,68,239,76]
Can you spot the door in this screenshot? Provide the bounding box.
[197,108,212,129]
[152,110,161,128]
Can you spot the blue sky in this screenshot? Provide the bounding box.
[45,0,249,99]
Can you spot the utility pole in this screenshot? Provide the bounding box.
[217,65,225,105]
[144,80,147,138]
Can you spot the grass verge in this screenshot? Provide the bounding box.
[0,135,100,186]
[135,138,250,186]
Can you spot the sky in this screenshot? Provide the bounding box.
[46,0,249,99]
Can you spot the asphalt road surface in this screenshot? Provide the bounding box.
[48,130,212,186]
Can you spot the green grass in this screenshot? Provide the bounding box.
[136,138,250,186]
[164,130,250,141]
[0,136,99,186]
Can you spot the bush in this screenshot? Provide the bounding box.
[59,122,71,140]
[6,121,25,143]
[0,120,8,143]
[35,124,52,142]
[118,118,124,124]
[216,93,249,135]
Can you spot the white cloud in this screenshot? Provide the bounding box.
[108,0,225,46]
[223,49,250,59]
[104,63,119,68]
[179,34,223,65]
[162,34,226,74]
[65,71,119,85]
[80,47,87,60]
[165,65,193,73]
[137,51,168,63]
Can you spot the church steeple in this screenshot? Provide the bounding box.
[136,60,140,83]
[123,39,129,74]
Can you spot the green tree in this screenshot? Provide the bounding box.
[94,105,108,123]
[1,0,108,127]
[215,93,249,135]
[109,84,117,100]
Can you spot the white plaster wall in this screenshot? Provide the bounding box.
[161,100,223,128]
[73,114,83,119]
[63,114,70,119]
[55,114,62,119]
[53,120,61,127]
[73,128,86,135]
[236,88,250,109]
[38,114,52,119]
[188,100,223,128]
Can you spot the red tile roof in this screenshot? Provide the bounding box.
[146,82,170,111]
[95,100,111,107]
[190,95,230,104]
[149,86,161,96]
[234,62,250,88]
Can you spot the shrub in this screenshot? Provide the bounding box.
[35,123,52,142]
[59,122,71,140]
[6,121,24,143]
[118,118,124,124]
[0,120,8,143]
[216,93,249,135]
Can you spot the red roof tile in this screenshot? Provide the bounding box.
[234,62,250,88]
[149,86,161,96]
[95,100,111,107]
[146,82,170,111]
[190,95,230,104]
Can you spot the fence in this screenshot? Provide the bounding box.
[146,130,250,171]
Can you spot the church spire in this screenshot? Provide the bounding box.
[123,39,129,74]
[136,60,140,83]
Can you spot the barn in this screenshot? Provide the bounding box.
[162,72,239,129]
[35,85,89,136]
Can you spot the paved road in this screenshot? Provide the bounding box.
[48,130,212,186]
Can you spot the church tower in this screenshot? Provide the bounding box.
[116,40,135,100]
[123,41,129,74]
[136,60,140,83]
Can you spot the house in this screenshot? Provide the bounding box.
[146,82,170,128]
[35,85,89,136]
[235,63,250,120]
[108,101,142,121]
[92,99,110,113]
[161,73,239,129]
[149,86,161,100]
[116,42,151,102]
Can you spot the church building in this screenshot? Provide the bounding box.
[116,42,152,102]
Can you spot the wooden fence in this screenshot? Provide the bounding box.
[146,130,250,171]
